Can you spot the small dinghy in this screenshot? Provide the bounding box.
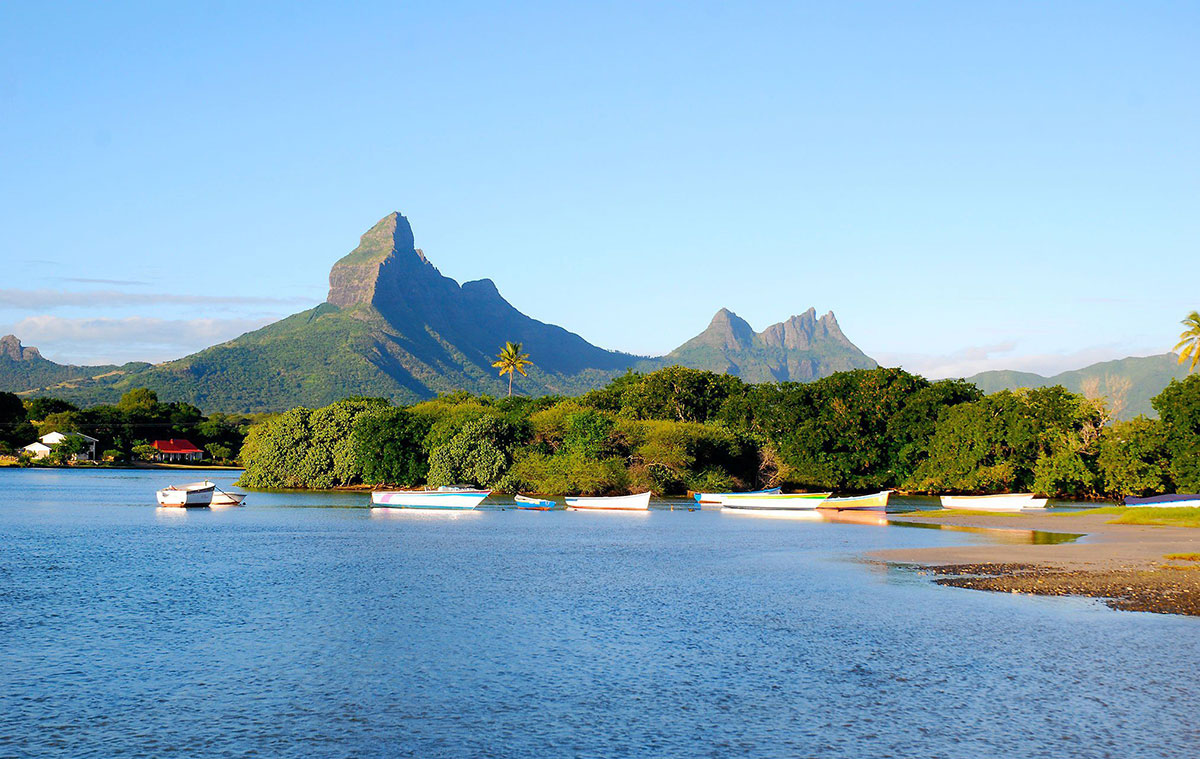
[156,481,215,507]
[565,492,652,510]
[820,490,891,510]
[371,487,491,510]
[1123,494,1200,508]
[514,494,556,510]
[939,493,1048,512]
[210,490,247,507]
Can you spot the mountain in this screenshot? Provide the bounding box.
[967,353,1189,420]
[1,212,875,412]
[667,308,875,382]
[0,334,148,392]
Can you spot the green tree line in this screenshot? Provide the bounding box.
[233,366,1200,498]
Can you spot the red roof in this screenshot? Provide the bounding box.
[152,439,203,454]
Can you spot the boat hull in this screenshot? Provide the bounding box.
[693,487,781,505]
[156,481,215,507]
[210,491,246,506]
[820,490,891,510]
[939,494,1048,512]
[719,492,831,510]
[565,492,652,510]
[371,490,490,509]
[1124,494,1200,508]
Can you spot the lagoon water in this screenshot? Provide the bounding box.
[1,468,1196,758]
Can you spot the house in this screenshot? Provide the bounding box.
[152,439,204,463]
[22,431,99,461]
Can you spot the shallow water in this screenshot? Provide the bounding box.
[1,468,1196,758]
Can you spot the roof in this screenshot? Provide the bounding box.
[23,442,52,452]
[40,431,99,443]
[152,439,204,454]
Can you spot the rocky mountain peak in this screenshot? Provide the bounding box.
[697,308,757,350]
[327,212,441,308]
[1,335,40,362]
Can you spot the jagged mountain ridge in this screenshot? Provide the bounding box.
[0,213,875,411]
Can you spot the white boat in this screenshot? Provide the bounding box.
[565,492,652,510]
[693,487,780,505]
[210,490,247,507]
[939,493,1048,512]
[371,488,491,510]
[514,494,556,510]
[820,490,891,510]
[719,492,831,510]
[156,481,215,507]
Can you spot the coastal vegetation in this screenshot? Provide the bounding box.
[1176,311,1200,372]
[231,366,1200,498]
[0,388,254,466]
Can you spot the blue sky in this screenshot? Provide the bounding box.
[1,1,1196,376]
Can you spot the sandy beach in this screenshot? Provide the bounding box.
[870,511,1200,615]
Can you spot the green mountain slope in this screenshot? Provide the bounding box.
[967,353,1189,419]
[2,212,877,412]
[0,334,147,393]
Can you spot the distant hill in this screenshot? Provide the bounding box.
[1,212,875,411]
[967,353,1189,419]
[667,308,874,381]
[0,334,148,393]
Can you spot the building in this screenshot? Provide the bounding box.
[152,439,204,463]
[22,431,99,461]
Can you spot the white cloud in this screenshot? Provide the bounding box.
[2,315,275,365]
[0,288,313,310]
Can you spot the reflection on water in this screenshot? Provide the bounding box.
[369,507,483,520]
[885,518,1084,545]
[721,508,824,521]
[0,468,1193,759]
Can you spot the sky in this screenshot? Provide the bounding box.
[1,1,1196,377]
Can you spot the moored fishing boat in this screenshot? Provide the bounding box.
[371,488,491,510]
[939,493,1048,511]
[719,492,831,510]
[820,490,891,510]
[156,481,215,507]
[1124,494,1200,508]
[565,492,652,510]
[514,494,557,510]
[692,487,781,505]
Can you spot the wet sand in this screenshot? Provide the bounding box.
[868,511,1200,616]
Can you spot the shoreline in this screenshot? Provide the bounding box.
[871,511,1200,616]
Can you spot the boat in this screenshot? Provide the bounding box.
[719,492,831,510]
[565,492,652,510]
[514,494,557,510]
[156,481,215,507]
[370,488,491,510]
[1124,494,1200,508]
[692,487,781,505]
[210,490,247,507]
[939,493,1048,512]
[820,490,891,510]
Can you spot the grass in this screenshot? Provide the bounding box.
[1057,506,1200,528]
[1164,552,1200,562]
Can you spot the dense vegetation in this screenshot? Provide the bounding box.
[234,366,1200,499]
[0,388,254,464]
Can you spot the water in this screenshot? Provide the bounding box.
[1,468,1196,758]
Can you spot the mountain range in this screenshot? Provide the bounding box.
[0,213,876,412]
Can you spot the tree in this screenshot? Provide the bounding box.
[1152,376,1200,491]
[351,406,430,486]
[1176,311,1200,373]
[427,416,523,487]
[117,387,160,413]
[492,342,533,397]
[48,434,87,464]
[0,392,36,448]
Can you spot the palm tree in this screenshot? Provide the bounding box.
[1176,311,1200,373]
[492,341,533,396]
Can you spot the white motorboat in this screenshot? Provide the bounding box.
[719,492,831,510]
[565,492,652,510]
[156,481,215,507]
[692,487,781,505]
[371,488,491,510]
[939,493,1048,512]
